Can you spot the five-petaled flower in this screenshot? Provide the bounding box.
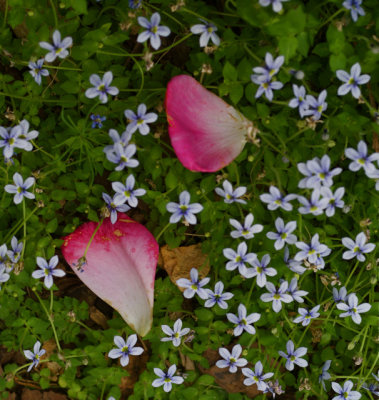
[124,104,158,135]
[278,340,308,371]
[90,114,106,128]
[176,268,209,299]
[215,180,247,204]
[216,344,248,373]
[108,334,144,366]
[336,63,370,99]
[28,59,49,85]
[32,255,66,289]
[85,71,119,104]
[242,361,274,391]
[152,365,184,392]
[227,303,261,336]
[166,191,203,225]
[39,30,72,62]
[259,0,290,13]
[190,20,220,47]
[137,12,171,50]
[342,232,375,262]
[161,318,190,347]
[331,380,362,400]
[303,90,328,120]
[336,293,371,324]
[0,265,10,290]
[319,360,332,391]
[229,213,263,239]
[0,125,29,159]
[204,281,234,309]
[24,341,46,372]
[5,172,35,204]
[105,143,139,171]
[289,84,308,118]
[295,233,331,269]
[320,187,345,217]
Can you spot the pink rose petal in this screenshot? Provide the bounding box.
[165,75,251,172]
[61,214,159,336]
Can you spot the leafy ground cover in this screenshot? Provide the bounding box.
[0,0,378,399]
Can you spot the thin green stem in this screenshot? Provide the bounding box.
[48,0,58,29]
[20,200,27,261]
[345,260,360,288]
[100,380,106,400]
[83,219,104,258]
[31,140,55,160]
[4,207,39,243]
[2,0,8,29]
[50,289,54,313]
[34,290,62,353]
[156,222,172,242]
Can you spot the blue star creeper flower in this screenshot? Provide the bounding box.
[242,361,274,391]
[342,232,375,262]
[137,12,171,50]
[252,52,284,80]
[284,246,306,275]
[289,84,308,118]
[102,193,130,224]
[85,71,119,104]
[320,186,345,217]
[5,172,35,204]
[124,104,158,135]
[260,186,297,211]
[223,241,256,277]
[24,341,46,372]
[337,63,370,99]
[343,0,365,22]
[103,129,132,154]
[216,344,248,373]
[251,75,283,102]
[32,255,66,289]
[204,281,234,309]
[249,254,277,287]
[278,340,308,371]
[305,154,342,188]
[319,360,331,390]
[0,265,10,290]
[7,236,23,264]
[108,334,144,366]
[266,218,297,250]
[297,189,329,216]
[90,114,106,128]
[39,30,72,62]
[345,140,379,174]
[303,90,328,120]
[332,380,361,400]
[287,277,308,303]
[166,191,203,225]
[112,175,146,208]
[105,143,139,171]
[227,303,260,336]
[190,20,220,47]
[176,268,210,299]
[161,318,190,347]
[337,293,371,324]
[129,0,142,8]
[28,59,49,85]
[259,0,290,13]
[260,281,293,313]
[293,305,320,326]
[215,180,247,204]
[152,365,184,392]
[229,213,263,239]
[0,125,29,159]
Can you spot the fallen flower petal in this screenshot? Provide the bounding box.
[165,75,252,172]
[61,213,159,336]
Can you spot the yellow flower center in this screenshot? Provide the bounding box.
[121,345,129,353]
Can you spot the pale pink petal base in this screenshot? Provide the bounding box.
[165,75,250,172]
[61,214,159,336]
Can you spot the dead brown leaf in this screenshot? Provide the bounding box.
[179,350,195,371]
[89,305,109,329]
[159,244,210,289]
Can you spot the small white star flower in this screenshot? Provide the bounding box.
[124,104,158,135]
[166,191,203,225]
[293,305,320,326]
[204,281,233,309]
[332,380,362,400]
[223,241,256,277]
[345,140,379,174]
[85,71,119,104]
[190,20,220,47]
[336,63,370,99]
[247,254,277,287]
[266,218,297,250]
[5,172,35,204]
[39,30,72,62]
[278,340,308,371]
[242,361,274,391]
[260,186,297,211]
[31,255,65,289]
[24,341,46,372]
[260,281,293,312]
[137,12,170,50]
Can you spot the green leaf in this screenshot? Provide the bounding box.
[329,53,346,71]
[278,36,298,61]
[229,83,244,105]
[70,0,87,14]
[223,61,238,81]
[46,218,58,233]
